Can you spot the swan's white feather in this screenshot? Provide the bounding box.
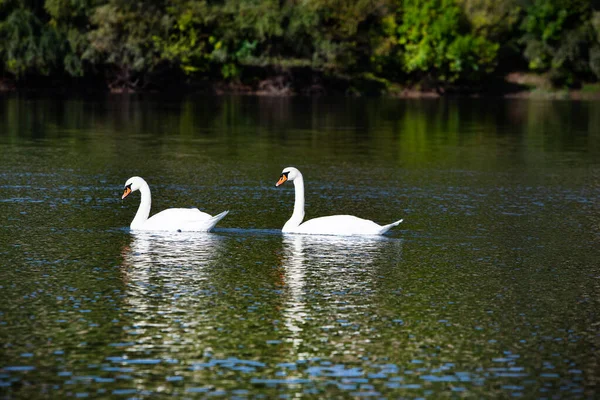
[277,167,403,236]
[123,176,228,232]
[138,208,228,232]
[285,215,402,235]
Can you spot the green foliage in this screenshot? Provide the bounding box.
[1,0,600,91]
[456,0,521,40]
[44,0,97,77]
[590,12,600,80]
[203,0,282,79]
[0,3,60,76]
[0,0,94,78]
[151,1,212,76]
[396,0,499,85]
[84,0,171,89]
[519,0,598,85]
[285,0,393,72]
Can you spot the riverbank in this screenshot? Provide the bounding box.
[2,71,600,100]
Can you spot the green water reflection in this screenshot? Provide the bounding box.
[0,95,599,397]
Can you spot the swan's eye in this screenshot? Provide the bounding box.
[283,172,289,177]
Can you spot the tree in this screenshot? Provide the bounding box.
[151,0,214,77]
[456,0,520,41]
[395,0,499,89]
[519,0,599,85]
[83,0,170,90]
[0,0,61,78]
[44,0,97,77]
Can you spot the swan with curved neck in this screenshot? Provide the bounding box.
[122,176,228,232]
[275,167,402,235]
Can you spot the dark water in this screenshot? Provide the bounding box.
[0,95,599,398]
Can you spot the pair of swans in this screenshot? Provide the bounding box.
[122,167,403,236]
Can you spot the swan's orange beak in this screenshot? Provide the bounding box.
[276,174,288,187]
[122,187,132,200]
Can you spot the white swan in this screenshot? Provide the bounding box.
[121,176,228,232]
[275,167,403,236]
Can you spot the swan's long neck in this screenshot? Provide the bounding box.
[131,181,151,229]
[283,174,305,231]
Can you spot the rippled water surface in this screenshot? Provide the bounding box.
[1,95,599,398]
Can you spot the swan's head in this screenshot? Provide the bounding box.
[122,176,145,200]
[276,167,301,187]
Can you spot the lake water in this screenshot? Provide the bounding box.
[0,94,599,398]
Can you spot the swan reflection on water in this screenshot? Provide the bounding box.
[282,233,402,266]
[120,231,226,295]
[119,231,402,351]
[280,233,403,347]
[116,231,228,358]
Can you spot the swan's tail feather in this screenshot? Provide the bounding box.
[378,218,403,235]
[205,210,229,231]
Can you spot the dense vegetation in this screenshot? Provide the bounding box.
[1,0,600,94]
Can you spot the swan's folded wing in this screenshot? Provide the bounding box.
[292,215,384,235]
[143,208,215,231]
